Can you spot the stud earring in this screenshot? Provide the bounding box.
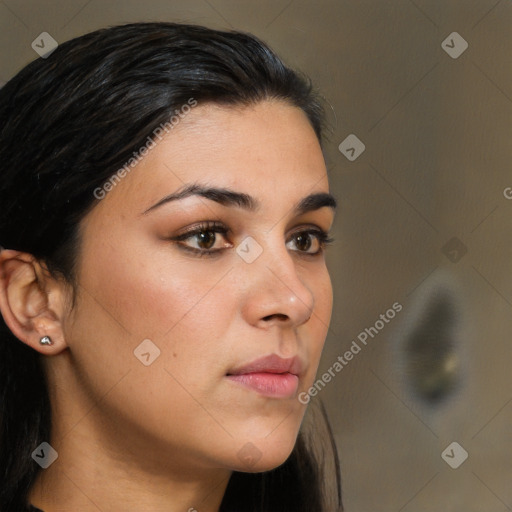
[39,336,52,346]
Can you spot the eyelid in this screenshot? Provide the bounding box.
[168,221,334,257]
[172,220,229,240]
[168,221,232,257]
[286,227,335,254]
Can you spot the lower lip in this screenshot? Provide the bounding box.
[226,372,299,398]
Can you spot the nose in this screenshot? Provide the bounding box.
[240,238,315,330]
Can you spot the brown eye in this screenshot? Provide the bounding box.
[286,229,334,256]
[295,233,313,252]
[196,230,216,249]
[286,230,325,254]
[171,221,232,255]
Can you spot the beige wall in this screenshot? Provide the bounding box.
[1,1,510,510]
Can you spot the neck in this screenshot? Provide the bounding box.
[28,430,231,512]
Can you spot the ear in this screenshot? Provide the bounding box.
[0,249,70,355]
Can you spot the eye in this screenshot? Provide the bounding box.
[170,221,232,256]
[169,222,334,258]
[286,229,334,255]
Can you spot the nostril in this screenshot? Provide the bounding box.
[262,313,288,322]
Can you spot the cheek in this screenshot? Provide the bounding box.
[64,249,239,451]
[66,234,237,395]
[302,266,333,381]
[303,259,333,332]
[77,234,234,341]
[314,266,334,327]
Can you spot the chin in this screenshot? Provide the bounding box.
[229,433,298,473]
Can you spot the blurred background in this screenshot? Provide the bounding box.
[1,1,510,510]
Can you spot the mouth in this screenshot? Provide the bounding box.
[225,354,303,399]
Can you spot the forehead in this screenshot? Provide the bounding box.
[95,100,329,217]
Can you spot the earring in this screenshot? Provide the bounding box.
[40,336,52,346]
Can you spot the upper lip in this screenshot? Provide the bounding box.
[226,354,304,377]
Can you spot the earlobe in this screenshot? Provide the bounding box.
[0,249,68,354]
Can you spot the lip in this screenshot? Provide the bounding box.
[226,354,304,399]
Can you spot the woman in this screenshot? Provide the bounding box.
[0,22,342,511]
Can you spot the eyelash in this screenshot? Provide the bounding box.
[170,220,335,258]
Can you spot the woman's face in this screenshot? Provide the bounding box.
[62,100,335,474]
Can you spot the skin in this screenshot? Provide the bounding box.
[0,100,336,511]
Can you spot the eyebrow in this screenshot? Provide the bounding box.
[142,183,337,216]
